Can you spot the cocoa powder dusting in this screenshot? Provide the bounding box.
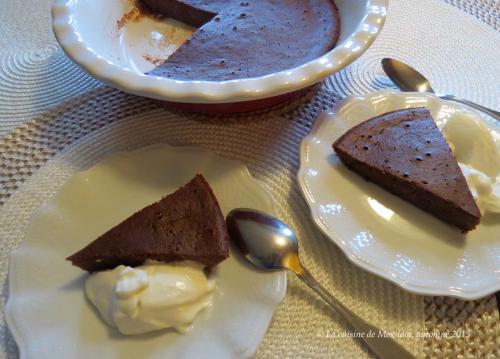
[117,0,164,30]
[143,54,167,66]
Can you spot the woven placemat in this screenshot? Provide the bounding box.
[0,86,425,359]
[0,0,499,358]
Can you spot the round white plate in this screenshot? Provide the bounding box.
[298,90,500,300]
[5,144,286,359]
[52,0,387,103]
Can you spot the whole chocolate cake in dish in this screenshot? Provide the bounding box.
[67,174,229,272]
[140,0,340,81]
[332,108,481,232]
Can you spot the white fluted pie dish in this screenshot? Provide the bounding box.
[52,0,387,107]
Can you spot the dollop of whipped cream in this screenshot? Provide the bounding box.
[441,112,500,214]
[85,260,215,335]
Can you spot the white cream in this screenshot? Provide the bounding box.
[441,112,500,215]
[85,260,215,335]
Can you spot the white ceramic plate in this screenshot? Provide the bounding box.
[298,90,500,300]
[52,0,387,103]
[5,144,286,359]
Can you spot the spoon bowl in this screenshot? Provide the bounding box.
[381,58,435,93]
[226,208,301,272]
[381,58,499,120]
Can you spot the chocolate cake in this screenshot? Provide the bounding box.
[333,108,481,232]
[140,0,340,81]
[67,175,229,272]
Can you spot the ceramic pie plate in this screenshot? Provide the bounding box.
[52,0,388,105]
[5,144,287,359]
[298,90,500,300]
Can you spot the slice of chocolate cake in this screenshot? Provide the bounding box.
[333,108,481,232]
[67,174,229,272]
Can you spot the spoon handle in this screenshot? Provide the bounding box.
[296,267,414,359]
[439,94,500,120]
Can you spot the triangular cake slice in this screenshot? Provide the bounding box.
[333,108,481,232]
[67,174,229,272]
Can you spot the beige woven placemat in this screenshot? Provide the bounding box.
[0,0,499,358]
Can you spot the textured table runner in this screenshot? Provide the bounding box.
[0,0,499,358]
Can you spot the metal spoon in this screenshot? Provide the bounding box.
[381,58,500,120]
[226,208,414,359]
